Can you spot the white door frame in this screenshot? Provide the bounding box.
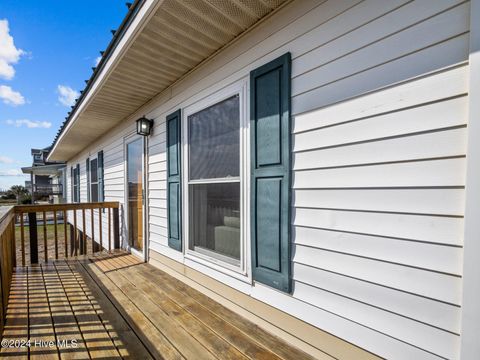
[124,133,147,261]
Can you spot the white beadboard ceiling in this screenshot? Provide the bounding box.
[49,0,288,161]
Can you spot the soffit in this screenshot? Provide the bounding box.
[49,0,288,161]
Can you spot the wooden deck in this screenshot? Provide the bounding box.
[0,251,313,359]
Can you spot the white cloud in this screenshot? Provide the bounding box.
[0,155,14,164]
[6,119,51,128]
[0,169,24,176]
[95,56,101,66]
[0,19,24,80]
[0,85,25,106]
[57,84,79,107]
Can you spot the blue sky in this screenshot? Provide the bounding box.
[0,0,127,189]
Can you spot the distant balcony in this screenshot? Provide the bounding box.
[33,183,63,196]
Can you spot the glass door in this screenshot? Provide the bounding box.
[126,136,144,255]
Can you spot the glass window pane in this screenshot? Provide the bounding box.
[127,138,143,251]
[188,95,240,180]
[189,182,240,261]
[73,168,78,186]
[90,158,98,183]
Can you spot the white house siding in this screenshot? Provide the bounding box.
[65,129,130,250]
[64,0,471,358]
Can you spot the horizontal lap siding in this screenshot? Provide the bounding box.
[287,0,469,355]
[66,127,127,251]
[63,0,471,358]
[148,121,168,249]
[290,66,468,359]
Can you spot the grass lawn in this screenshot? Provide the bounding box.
[14,223,94,266]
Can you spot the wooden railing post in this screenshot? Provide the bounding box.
[28,212,38,264]
[113,207,120,249]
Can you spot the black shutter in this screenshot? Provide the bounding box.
[250,53,292,292]
[86,158,90,202]
[76,164,80,203]
[166,109,182,251]
[98,151,104,202]
[167,110,182,251]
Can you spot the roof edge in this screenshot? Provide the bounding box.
[47,0,146,161]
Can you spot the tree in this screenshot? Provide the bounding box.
[9,185,29,204]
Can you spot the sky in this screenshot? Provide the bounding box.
[0,0,127,190]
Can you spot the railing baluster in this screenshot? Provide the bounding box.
[113,207,120,250]
[108,207,112,252]
[63,210,68,259]
[28,212,38,264]
[53,211,58,260]
[82,208,86,255]
[91,208,95,254]
[73,209,78,256]
[99,208,103,252]
[11,219,16,268]
[43,211,47,262]
[20,213,25,267]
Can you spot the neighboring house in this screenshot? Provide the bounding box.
[45,1,480,359]
[22,146,66,203]
[23,180,32,192]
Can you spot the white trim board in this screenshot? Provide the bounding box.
[460,0,480,358]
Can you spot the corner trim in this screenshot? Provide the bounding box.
[460,0,480,358]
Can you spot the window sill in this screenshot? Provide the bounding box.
[184,251,252,285]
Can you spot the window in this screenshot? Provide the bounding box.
[70,167,74,201]
[185,91,245,269]
[98,151,104,202]
[90,158,99,202]
[72,165,80,202]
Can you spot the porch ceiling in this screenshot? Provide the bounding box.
[49,0,289,161]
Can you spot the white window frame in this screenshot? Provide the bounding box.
[182,80,250,279]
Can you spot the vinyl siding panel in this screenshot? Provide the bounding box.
[65,125,129,251]
[64,0,471,358]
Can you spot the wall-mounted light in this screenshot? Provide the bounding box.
[136,116,154,136]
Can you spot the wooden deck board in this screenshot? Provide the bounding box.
[127,265,280,359]
[67,261,152,360]
[54,262,120,359]
[105,269,215,360]
[28,265,59,359]
[1,268,29,359]
[41,262,89,360]
[143,264,315,360]
[80,260,183,360]
[113,266,246,360]
[1,251,313,360]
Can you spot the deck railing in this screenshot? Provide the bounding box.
[13,202,120,266]
[32,183,63,196]
[0,201,120,331]
[0,207,15,334]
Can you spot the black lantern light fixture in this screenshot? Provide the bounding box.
[136,116,154,136]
